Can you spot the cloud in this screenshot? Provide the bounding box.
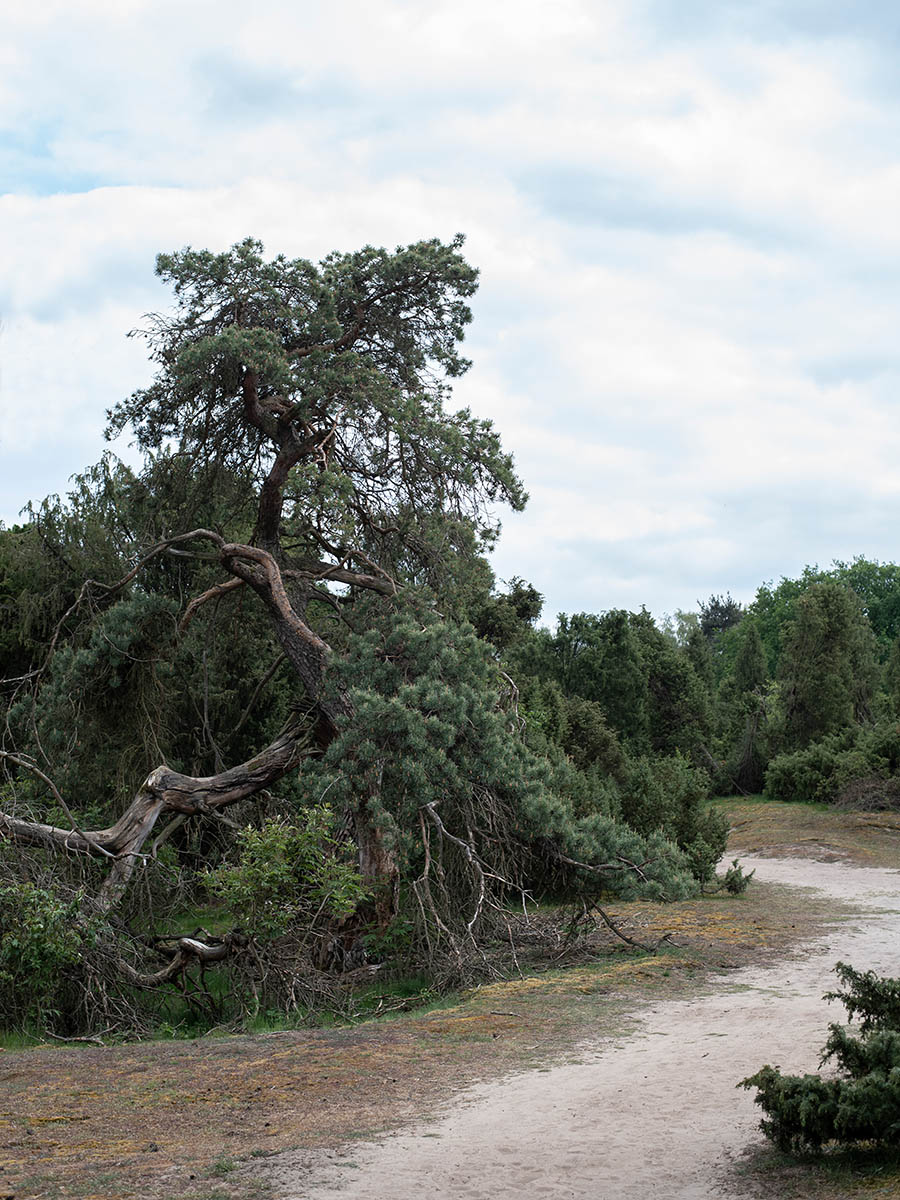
[3,1,900,623]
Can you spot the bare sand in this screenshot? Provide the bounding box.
[261,856,900,1199]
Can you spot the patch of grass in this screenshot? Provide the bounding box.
[0,1026,52,1050]
[206,1156,237,1177]
[68,1172,124,1196]
[716,792,834,813]
[734,1141,900,1199]
[719,794,900,868]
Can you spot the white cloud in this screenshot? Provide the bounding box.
[4,1,900,621]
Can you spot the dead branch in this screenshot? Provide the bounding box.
[118,931,245,989]
[0,718,313,910]
[422,802,487,935]
[0,751,115,859]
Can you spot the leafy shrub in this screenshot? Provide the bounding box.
[618,755,728,884]
[742,963,900,1153]
[205,808,368,941]
[764,721,900,805]
[0,883,90,1029]
[764,729,858,804]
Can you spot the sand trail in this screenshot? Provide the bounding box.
[264,856,900,1199]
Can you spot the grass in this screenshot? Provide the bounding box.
[206,1157,237,1178]
[719,793,900,867]
[0,1026,60,1051]
[734,1143,900,1199]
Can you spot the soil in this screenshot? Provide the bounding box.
[1,798,899,1200]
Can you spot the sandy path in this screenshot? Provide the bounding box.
[263,856,900,1199]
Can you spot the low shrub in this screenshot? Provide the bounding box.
[765,721,900,805]
[742,963,900,1153]
[618,754,728,884]
[0,882,91,1030]
[204,807,368,941]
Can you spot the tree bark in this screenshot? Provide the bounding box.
[0,720,310,910]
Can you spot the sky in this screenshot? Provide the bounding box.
[3,0,900,625]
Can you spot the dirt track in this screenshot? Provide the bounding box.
[258,855,900,1199]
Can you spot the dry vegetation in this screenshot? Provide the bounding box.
[2,797,899,1200]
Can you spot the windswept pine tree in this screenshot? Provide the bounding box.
[0,237,702,1032]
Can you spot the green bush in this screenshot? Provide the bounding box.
[204,808,368,941]
[742,963,900,1153]
[764,721,900,805]
[720,858,755,894]
[617,754,727,884]
[0,883,90,1029]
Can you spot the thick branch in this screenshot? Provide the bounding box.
[0,720,311,909]
[118,935,236,988]
[285,562,395,597]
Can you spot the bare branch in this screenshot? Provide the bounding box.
[0,751,116,859]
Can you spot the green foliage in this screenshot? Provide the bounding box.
[824,963,900,1033]
[683,622,714,695]
[751,558,900,680]
[0,883,91,1028]
[107,235,525,588]
[530,608,711,758]
[698,593,744,643]
[300,609,699,920]
[764,720,900,805]
[885,636,900,716]
[743,963,900,1153]
[831,559,900,650]
[617,755,727,884]
[518,675,570,746]
[560,697,625,779]
[205,809,368,940]
[541,611,650,751]
[471,577,543,650]
[778,582,878,752]
[730,619,768,697]
[721,858,755,894]
[629,610,711,755]
[0,457,136,680]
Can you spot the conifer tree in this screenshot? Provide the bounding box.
[778,582,878,751]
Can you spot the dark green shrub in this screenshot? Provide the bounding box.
[617,754,727,884]
[764,729,859,804]
[742,963,900,1153]
[721,858,755,894]
[824,962,900,1032]
[764,721,900,805]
